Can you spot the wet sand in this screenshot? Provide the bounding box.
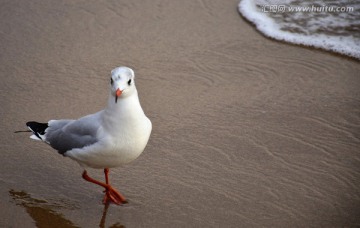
[1,0,360,227]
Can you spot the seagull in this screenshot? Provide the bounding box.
[26,66,152,205]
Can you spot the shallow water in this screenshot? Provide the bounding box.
[239,0,360,59]
[1,0,360,227]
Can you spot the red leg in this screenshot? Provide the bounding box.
[102,168,127,204]
[82,170,127,205]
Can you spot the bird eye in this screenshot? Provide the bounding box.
[110,78,113,85]
[128,79,132,85]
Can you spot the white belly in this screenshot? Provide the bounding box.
[66,117,152,169]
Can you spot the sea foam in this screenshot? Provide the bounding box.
[238,0,360,60]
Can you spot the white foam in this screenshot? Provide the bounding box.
[238,0,360,60]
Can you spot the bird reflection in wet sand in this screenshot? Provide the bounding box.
[9,189,78,228]
[9,189,125,228]
[99,203,125,228]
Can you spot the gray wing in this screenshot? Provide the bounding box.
[45,112,102,154]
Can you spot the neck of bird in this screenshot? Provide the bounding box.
[102,89,144,130]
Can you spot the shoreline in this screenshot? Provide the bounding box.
[238,0,360,61]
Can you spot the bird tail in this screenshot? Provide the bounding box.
[26,121,48,141]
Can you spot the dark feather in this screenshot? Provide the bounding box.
[26,121,48,140]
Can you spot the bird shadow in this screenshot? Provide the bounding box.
[9,189,125,228]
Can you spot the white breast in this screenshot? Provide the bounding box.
[65,90,152,169]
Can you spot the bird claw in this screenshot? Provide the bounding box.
[103,186,128,205]
[82,170,128,205]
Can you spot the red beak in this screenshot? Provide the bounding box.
[116,89,122,97]
[115,89,122,103]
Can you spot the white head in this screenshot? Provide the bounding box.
[110,66,136,103]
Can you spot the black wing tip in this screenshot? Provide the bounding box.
[26,121,49,139]
[26,121,42,127]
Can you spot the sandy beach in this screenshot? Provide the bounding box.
[1,0,359,227]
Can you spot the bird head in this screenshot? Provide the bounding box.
[110,66,136,103]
